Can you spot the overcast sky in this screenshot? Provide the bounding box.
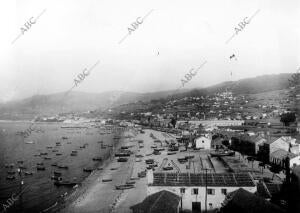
[0,0,299,102]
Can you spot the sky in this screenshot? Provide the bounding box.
[0,0,299,102]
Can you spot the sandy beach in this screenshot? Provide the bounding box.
[58,129,174,213]
[59,128,280,213]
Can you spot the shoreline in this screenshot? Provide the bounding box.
[48,128,137,213]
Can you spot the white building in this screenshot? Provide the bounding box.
[147,171,256,212]
[194,135,211,149]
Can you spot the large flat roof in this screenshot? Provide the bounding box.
[151,172,255,187]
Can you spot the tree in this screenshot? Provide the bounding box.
[170,118,177,128]
[280,112,296,126]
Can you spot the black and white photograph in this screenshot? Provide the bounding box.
[0,0,299,212]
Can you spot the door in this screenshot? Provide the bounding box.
[192,202,201,213]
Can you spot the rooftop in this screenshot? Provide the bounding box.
[270,149,297,160]
[130,190,180,213]
[151,172,255,187]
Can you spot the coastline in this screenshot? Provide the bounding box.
[47,127,137,213]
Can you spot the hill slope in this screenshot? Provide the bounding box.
[0,73,293,119]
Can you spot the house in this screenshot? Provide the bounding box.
[269,136,295,154]
[258,136,297,163]
[194,134,212,149]
[220,188,285,213]
[147,171,256,212]
[269,149,300,168]
[211,137,224,149]
[231,135,266,156]
[130,190,180,213]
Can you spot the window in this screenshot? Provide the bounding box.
[180,188,185,194]
[192,188,198,195]
[221,188,227,195]
[209,203,213,209]
[207,188,215,195]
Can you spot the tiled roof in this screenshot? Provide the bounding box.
[151,172,255,187]
[130,190,180,213]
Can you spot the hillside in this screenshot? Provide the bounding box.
[0,73,293,119]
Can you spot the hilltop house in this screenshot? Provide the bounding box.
[147,171,256,212]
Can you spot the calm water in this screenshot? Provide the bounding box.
[0,121,121,213]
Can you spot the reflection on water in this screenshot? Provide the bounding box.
[0,121,120,213]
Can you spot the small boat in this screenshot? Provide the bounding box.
[51,163,58,167]
[163,166,173,171]
[62,137,68,140]
[54,171,62,176]
[46,146,53,149]
[6,175,15,180]
[52,150,58,152]
[83,168,93,172]
[145,159,154,164]
[40,152,48,155]
[153,150,161,155]
[126,181,135,185]
[7,171,16,175]
[8,163,15,168]
[24,171,33,176]
[92,157,102,161]
[44,157,51,160]
[51,176,62,181]
[17,160,24,164]
[67,142,72,144]
[37,166,46,170]
[115,153,130,157]
[37,162,44,166]
[167,152,176,155]
[117,158,128,162]
[57,165,68,169]
[25,141,35,144]
[19,166,27,169]
[110,167,118,170]
[135,154,144,158]
[56,153,62,156]
[210,150,235,157]
[115,184,135,190]
[54,180,77,187]
[102,178,112,182]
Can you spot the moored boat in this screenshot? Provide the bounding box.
[115,184,135,190]
[210,150,235,157]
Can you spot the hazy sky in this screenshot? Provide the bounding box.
[0,0,299,102]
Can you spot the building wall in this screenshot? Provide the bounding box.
[195,137,211,149]
[290,156,300,168]
[148,186,256,211]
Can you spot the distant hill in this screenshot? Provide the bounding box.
[0,73,293,119]
[206,73,292,94]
